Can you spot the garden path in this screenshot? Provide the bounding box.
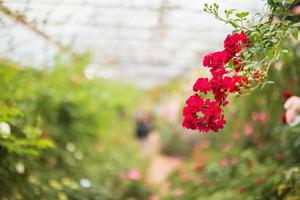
[145,132,182,184]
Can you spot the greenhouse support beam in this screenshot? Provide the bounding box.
[0,2,75,56]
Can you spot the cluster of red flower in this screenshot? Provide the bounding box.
[182,32,248,132]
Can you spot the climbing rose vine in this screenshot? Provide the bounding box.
[182,1,300,132]
[182,32,249,132]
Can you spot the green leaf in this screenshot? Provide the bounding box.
[286,0,296,4]
[225,9,236,18]
[277,184,288,196]
[261,81,275,89]
[292,28,299,40]
[2,108,23,117]
[293,32,298,40]
[292,22,300,27]
[271,38,279,43]
[236,12,249,18]
[23,126,42,139]
[282,49,289,54]
[228,21,238,28]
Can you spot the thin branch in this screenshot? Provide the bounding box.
[0,2,76,56]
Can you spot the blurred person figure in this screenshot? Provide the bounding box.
[135,111,152,140]
[135,111,161,157]
[285,96,300,125]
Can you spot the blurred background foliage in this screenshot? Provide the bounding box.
[1,1,300,199]
[2,41,300,199]
[159,39,300,200]
[0,56,153,200]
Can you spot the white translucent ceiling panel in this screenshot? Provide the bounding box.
[1,0,264,88]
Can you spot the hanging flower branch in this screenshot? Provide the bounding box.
[182,0,300,132]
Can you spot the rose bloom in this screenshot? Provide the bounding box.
[282,113,287,124]
[243,124,253,136]
[258,112,268,123]
[283,90,292,100]
[194,162,205,172]
[182,95,225,132]
[182,31,248,132]
[149,195,160,200]
[193,78,211,94]
[178,169,192,181]
[173,188,185,197]
[203,50,231,70]
[224,31,248,55]
[126,169,142,181]
[220,159,229,168]
[251,112,268,123]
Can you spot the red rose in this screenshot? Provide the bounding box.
[211,66,227,78]
[182,31,248,132]
[203,50,232,70]
[193,78,211,93]
[223,76,242,93]
[182,95,225,132]
[281,113,287,124]
[224,31,248,55]
[283,90,292,100]
[194,162,205,172]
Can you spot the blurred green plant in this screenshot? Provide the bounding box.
[163,37,300,200]
[0,56,153,200]
[162,0,300,198]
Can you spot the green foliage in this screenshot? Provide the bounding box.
[204,1,300,95]
[159,123,197,157]
[158,2,300,199]
[163,39,300,199]
[0,57,152,199]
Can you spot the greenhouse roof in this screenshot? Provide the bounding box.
[1,0,264,88]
